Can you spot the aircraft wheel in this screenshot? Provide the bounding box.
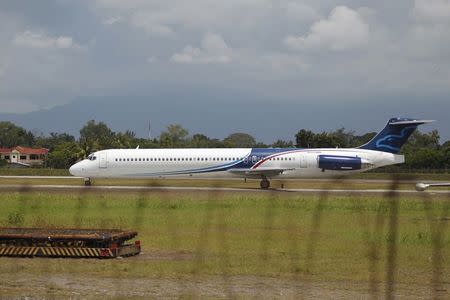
[84,178,92,186]
[260,179,270,189]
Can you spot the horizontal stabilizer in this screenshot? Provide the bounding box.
[388,119,434,125]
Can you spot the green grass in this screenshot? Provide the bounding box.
[0,168,69,176]
[0,189,448,288]
[1,176,450,191]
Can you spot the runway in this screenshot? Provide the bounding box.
[0,184,449,194]
[0,175,432,183]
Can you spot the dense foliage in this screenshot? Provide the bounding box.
[0,120,448,170]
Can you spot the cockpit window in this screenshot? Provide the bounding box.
[87,154,97,161]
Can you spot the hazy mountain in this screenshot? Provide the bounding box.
[1,90,448,144]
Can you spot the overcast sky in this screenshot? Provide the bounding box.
[0,1,449,141]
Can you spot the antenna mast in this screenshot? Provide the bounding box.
[148,120,151,140]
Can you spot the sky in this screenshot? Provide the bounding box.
[0,0,449,142]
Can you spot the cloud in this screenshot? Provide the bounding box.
[146,56,157,63]
[412,0,450,22]
[285,2,320,22]
[13,31,78,49]
[93,0,274,38]
[129,12,174,36]
[171,33,232,64]
[284,6,369,51]
[102,16,123,25]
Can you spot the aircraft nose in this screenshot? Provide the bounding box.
[69,163,81,176]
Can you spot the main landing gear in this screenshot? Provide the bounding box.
[260,178,270,189]
[84,178,92,186]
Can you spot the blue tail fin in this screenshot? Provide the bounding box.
[358,118,434,154]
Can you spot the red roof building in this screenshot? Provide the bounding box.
[0,146,48,166]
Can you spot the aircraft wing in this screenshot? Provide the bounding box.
[227,168,294,178]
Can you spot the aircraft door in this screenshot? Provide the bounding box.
[300,155,307,168]
[99,152,107,168]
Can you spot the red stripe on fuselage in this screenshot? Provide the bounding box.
[251,149,306,169]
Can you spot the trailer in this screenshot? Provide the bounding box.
[0,227,141,258]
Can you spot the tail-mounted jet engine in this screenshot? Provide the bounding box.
[318,155,372,171]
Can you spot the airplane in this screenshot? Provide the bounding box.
[69,117,433,189]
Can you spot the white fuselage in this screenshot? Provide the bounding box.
[69,148,404,179]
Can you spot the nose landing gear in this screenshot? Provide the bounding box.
[84,178,92,186]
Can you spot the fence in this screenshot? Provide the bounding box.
[0,177,448,298]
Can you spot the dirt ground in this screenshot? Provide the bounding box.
[0,270,446,299]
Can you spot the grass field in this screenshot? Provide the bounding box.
[0,189,448,298]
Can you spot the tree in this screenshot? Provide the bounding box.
[0,121,35,147]
[404,148,445,169]
[295,129,314,148]
[35,132,75,152]
[114,130,137,148]
[79,120,115,156]
[46,141,82,169]
[159,124,189,148]
[271,140,294,148]
[352,132,377,147]
[131,138,160,149]
[254,142,268,148]
[443,144,450,169]
[223,133,256,148]
[191,134,211,148]
[403,130,440,151]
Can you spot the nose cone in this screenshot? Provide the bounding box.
[69,163,81,176]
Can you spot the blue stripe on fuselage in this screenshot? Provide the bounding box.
[233,148,298,169]
[125,148,299,177]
